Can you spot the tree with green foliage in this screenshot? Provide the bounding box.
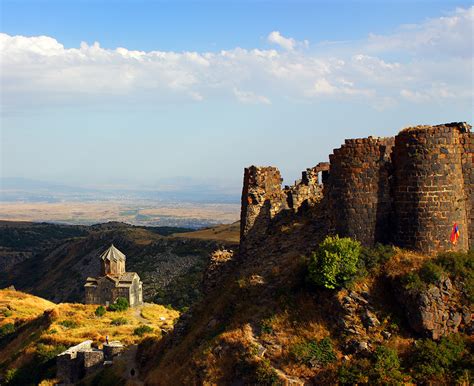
[95,305,106,317]
[108,297,129,312]
[308,235,361,289]
[370,346,404,384]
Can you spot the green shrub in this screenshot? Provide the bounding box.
[95,305,106,317]
[360,243,395,271]
[419,261,445,284]
[290,337,336,366]
[108,297,129,312]
[58,319,79,329]
[410,334,466,382]
[3,368,18,385]
[308,235,361,289]
[111,317,128,326]
[0,323,15,337]
[35,343,67,361]
[435,251,474,302]
[133,325,153,336]
[338,359,370,385]
[255,359,282,386]
[370,346,404,383]
[3,309,13,317]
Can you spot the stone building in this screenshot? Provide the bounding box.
[84,244,143,307]
[240,122,473,254]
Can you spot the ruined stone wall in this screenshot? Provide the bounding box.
[239,122,471,254]
[326,137,394,246]
[240,166,286,252]
[460,127,473,249]
[284,163,328,213]
[392,123,469,253]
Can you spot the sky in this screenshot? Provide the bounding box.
[1,0,473,192]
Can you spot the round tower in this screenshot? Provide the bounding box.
[392,124,469,253]
[327,137,394,246]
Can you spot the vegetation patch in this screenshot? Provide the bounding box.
[290,337,336,367]
[94,305,106,317]
[307,236,361,289]
[401,250,473,301]
[111,317,128,326]
[134,325,154,336]
[108,297,129,312]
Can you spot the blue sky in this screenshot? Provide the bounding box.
[1,1,473,192]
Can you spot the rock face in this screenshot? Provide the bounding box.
[202,249,235,293]
[395,276,471,340]
[239,122,473,254]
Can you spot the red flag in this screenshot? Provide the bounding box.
[450,223,460,245]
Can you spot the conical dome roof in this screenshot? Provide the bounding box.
[100,244,126,262]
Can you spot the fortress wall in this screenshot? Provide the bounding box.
[326,137,394,246]
[460,127,473,249]
[239,166,286,252]
[284,163,329,213]
[392,124,469,253]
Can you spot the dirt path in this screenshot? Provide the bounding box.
[133,304,151,324]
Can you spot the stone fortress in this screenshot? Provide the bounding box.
[84,244,143,307]
[240,122,473,254]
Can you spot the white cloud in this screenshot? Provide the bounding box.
[0,7,472,111]
[233,88,271,105]
[267,31,296,51]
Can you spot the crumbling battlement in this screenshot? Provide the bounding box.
[240,122,472,254]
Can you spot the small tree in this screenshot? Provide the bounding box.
[108,297,129,312]
[308,235,361,289]
[95,305,106,317]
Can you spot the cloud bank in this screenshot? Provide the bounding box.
[1,7,472,111]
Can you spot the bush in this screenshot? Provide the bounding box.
[58,320,79,329]
[255,359,282,386]
[133,325,153,336]
[370,346,404,383]
[290,337,336,366]
[95,305,106,317]
[3,309,13,317]
[410,334,466,382]
[111,317,128,326]
[359,243,395,271]
[0,322,15,338]
[308,236,361,289]
[338,359,370,385]
[108,297,129,312]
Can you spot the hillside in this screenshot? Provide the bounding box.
[0,288,179,385]
[138,218,473,385]
[0,221,238,310]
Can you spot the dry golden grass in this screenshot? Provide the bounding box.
[0,289,180,373]
[385,248,432,278]
[173,221,240,244]
[41,302,179,346]
[0,289,55,326]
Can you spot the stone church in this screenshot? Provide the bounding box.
[84,244,143,307]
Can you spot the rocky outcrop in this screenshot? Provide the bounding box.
[394,275,472,340]
[202,249,235,293]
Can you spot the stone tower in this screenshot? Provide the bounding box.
[392,123,471,253]
[100,244,126,276]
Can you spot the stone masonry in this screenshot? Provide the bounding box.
[327,137,394,246]
[240,122,472,254]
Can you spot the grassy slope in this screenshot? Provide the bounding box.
[0,289,179,384]
[172,221,240,244]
